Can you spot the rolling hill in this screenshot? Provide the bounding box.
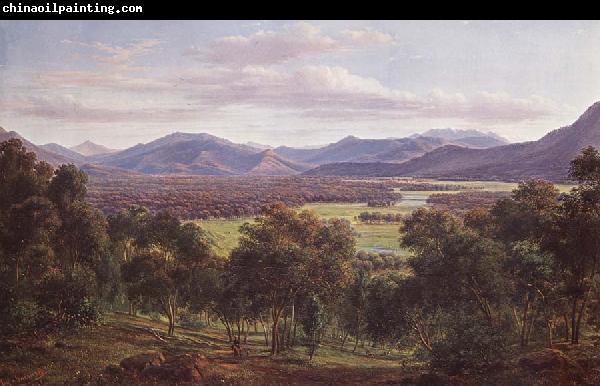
[306,101,600,181]
[94,132,311,176]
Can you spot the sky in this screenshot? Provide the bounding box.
[1,20,600,149]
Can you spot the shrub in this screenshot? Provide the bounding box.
[429,313,508,374]
[36,269,101,328]
[0,300,47,334]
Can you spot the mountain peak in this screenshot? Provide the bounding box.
[339,135,360,143]
[577,100,600,123]
[417,128,509,146]
[0,126,6,134]
[261,148,277,156]
[71,141,117,156]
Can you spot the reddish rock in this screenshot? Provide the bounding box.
[141,353,209,382]
[119,351,165,372]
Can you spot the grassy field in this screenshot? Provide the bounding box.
[0,312,413,385]
[197,219,249,257]
[194,202,418,256]
[408,179,575,193]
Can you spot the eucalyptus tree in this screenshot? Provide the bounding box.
[228,204,355,355]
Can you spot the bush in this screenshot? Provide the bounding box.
[36,269,101,328]
[429,313,508,374]
[0,300,48,334]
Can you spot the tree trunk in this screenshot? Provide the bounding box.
[224,319,233,342]
[283,312,289,349]
[353,331,360,353]
[563,314,570,342]
[292,319,298,346]
[270,302,284,355]
[520,295,530,347]
[574,286,591,345]
[525,306,537,345]
[15,258,19,289]
[547,319,554,348]
[163,296,176,336]
[288,302,295,345]
[259,315,269,346]
[341,331,349,348]
[271,320,279,355]
[571,297,578,344]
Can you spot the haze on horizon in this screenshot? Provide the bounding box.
[1,20,599,149]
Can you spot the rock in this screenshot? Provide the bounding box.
[141,353,208,382]
[519,349,585,382]
[119,351,165,372]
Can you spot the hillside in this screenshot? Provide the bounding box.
[40,143,87,162]
[0,129,79,166]
[306,101,600,181]
[246,149,312,175]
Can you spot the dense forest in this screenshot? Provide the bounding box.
[426,191,511,212]
[86,176,469,219]
[3,137,600,384]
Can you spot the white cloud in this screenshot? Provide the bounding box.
[7,94,201,124]
[186,22,396,67]
[180,64,558,123]
[340,28,394,45]
[62,38,160,68]
[189,22,338,67]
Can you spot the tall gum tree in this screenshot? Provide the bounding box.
[228,204,355,355]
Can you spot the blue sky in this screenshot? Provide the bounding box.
[1,20,599,148]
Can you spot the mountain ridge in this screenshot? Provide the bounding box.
[305,101,600,181]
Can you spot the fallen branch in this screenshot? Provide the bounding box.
[131,326,167,342]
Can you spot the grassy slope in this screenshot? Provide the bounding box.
[0,313,414,385]
[4,312,599,385]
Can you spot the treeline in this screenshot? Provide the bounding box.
[352,251,404,272]
[347,178,469,191]
[366,199,396,207]
[357,211,404,224]
[87,175,402,219]
[426,191,510,212]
